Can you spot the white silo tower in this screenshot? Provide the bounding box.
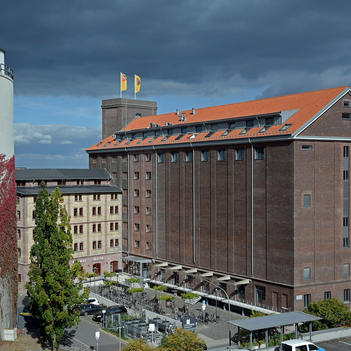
[0,48,16,340]
[0,48,14,160]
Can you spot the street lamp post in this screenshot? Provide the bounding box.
[93,267,97,293]
[203,278,232,346]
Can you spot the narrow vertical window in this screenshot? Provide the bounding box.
[303,194,311,207]
[255,147,264,160]
[304,294,311,308]
[186,151,193,162]
[218,149,226,161]
[236,148,244,161]
[171,152,178,163]
[158,153,164,163]
[201,150,209,162]
[303,267,311,281]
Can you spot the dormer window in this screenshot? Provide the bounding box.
[240,120,254,134]
[259,117,275,133]
[196,125,203,133]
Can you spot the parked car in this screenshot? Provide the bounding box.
[92,305,127,322]
[85,297,99,305]
[281,340,325,351]
[80,304,106,316]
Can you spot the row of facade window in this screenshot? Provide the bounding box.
[154,148,264,163]
[123,149,265,164]
[18,261,120,284]
[73,242,84,251]
[113,144,317,165]
[304,289,350,307]
[134,206,152,215]
[134,224,151,232]
[304,264,350,281]
[31,206,117,220]
[131,172,152,180]
[134,189,152,197]
[116,143,315,166]
[17,222,120,238]
[74,194,104,202]
[73,222,119,234]
[134,240,152,250]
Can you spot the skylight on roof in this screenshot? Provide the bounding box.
[280,124,292,131]
[205,131,215,138]
[175,134,184,141]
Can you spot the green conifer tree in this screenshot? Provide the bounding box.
[25,183,89,351]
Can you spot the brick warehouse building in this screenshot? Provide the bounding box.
[87,86,351,312]
[16,169,122,293]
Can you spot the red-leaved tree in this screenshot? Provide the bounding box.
[0,154,18,327]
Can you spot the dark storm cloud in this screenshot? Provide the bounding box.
[2,0,351,100]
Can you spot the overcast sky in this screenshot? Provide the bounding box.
[2,0,351,168]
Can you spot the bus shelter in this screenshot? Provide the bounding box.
[228,311,322,351]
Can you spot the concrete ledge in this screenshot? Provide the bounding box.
[301,326,351,343]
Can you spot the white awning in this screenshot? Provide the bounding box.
[235,279,251,285]
[154,262,168,267]
[217,275,231,281]
[199,271,213,277]
[168,265,182,271]
[184,268,197,274]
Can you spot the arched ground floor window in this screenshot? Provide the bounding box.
[110,261,118,273]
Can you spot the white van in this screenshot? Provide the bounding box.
[281,339,325,351]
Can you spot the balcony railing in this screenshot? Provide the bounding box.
[0,63,14,80]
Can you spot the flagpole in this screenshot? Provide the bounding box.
[120,72,122,98]
[134,74,136,100]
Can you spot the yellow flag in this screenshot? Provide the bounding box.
[121,73,127,91]
[135,75,141,93]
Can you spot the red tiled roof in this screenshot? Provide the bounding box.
[87,86,349,152]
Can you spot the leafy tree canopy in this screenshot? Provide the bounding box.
[301,298,351,331]
[25,184,89,351]
[158,295,174,301]
[123,338,155,351]
[123,328,206,351]
[153,285,167,292]
[103,270,115,279]
[128,287,144,293]
[160,327,206,351]
[181,292,199,300]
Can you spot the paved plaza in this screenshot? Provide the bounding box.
[90,285,246,349]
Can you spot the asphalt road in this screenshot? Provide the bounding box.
[63,317,126,351]
[319,338,351,351]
